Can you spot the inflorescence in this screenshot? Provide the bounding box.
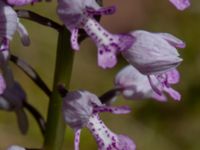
[0,0,190,149]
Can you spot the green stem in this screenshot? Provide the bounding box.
[43,27,74,150]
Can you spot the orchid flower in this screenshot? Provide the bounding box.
[121,31,184,98]
[0,0,30,52]
[62,90,136,150]
[115,65,181,102]
[169,0,190,10]
[0,65,29,134]
[57,0,134,69]
[122,30,184,75]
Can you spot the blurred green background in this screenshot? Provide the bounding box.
[0,0,199,149]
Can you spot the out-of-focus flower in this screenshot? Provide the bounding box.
[169,0,190,10]
[122,30,184,75]
[0,7,29,132]
[6,0,38,6]
[62,90,136,150]
[7,145,25,150]
[57,0,134,69]
[0,0,30,52]
[0,66,28,134]
[115,65,181,101]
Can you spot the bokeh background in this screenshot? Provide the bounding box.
[0,0,199,149]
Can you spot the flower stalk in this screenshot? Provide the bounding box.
[43,27,74,150]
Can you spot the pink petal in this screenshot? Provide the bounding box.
[157,33,185,48]
[70,28,80,51]
[85,5,116,15]
[166,69,180,84]
[152,92,168,102]
[94,105,131,114]
[147,75,163,96]
[164,87,181,101]
[98,46,117,69]
[169,0,190,11]
[118,135,136,150]
[74,129,81,150]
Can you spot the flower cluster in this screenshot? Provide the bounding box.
[57,0,189,69]
[56,0,189,149]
